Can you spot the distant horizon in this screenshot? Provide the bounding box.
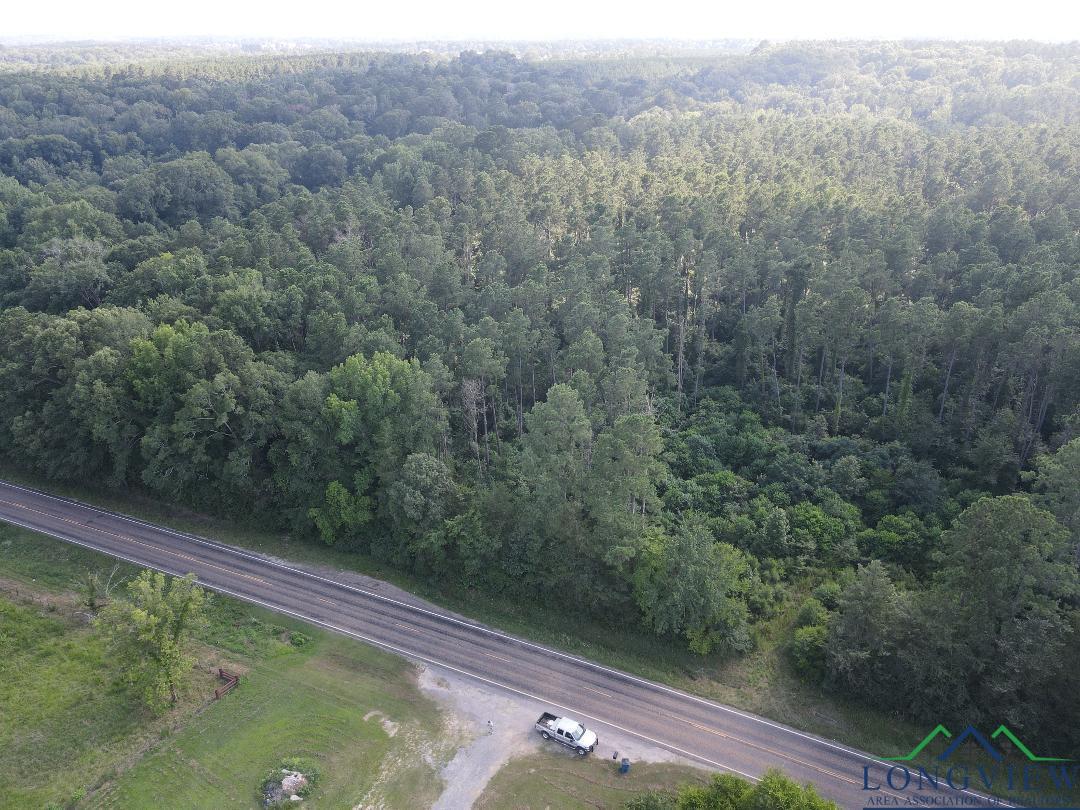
[2,34,1075,48]
[5,0,1078,45]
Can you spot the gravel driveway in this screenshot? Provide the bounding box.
[419,665,701,809]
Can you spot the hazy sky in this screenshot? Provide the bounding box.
[5,0,1078,43]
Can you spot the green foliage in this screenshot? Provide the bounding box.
[736,769,835,810]
[1,42,1078,744]
[826,500,1080,752]
[386,452,457,565]
[789,503,846,565]
[824,562,921,706]
[95,570,208,712]
[790,624,828,679]
[634,521,753,655]
[309,478,374,546]
[24,238,112,312]
[689,773,753,809]
[1028,438,1080,544]
[288,630,311,648]
[810,581,842,611]
[930,496,1077,731]
[75,564,124,612]
[625,793,677,810]
[0,531,448,809]
[856,512,935,566]
[793,597,829,629]
[626,769,836,810]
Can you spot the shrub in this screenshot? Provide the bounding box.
[790,624,828,679]
[625,792,677,810]
[289,631,311,648]
[811,581,842,610]
[794,597,828,629]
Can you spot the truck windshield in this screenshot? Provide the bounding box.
[571,724,584,740]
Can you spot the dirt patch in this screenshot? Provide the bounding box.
[0,576,81,613]
[418,665,701,809]
[362,710,400,738]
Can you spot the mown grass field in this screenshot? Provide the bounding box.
[0,522,451,809]
[475,750,708,810]
[0,464,926,762]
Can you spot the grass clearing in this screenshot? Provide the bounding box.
[475,749,708,809]
[0,583,220,808]
[88,632,448,809]
[0,464,923,766]
[0,522,451,809]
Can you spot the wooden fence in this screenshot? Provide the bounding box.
[214,668,239,700]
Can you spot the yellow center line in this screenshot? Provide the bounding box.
[315,596,335,604]
[0,495,910,802]
[0,499,270,586]
[662,711,866,788]
[580,684,614,699]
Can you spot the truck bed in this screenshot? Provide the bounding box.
[536,711,558,730]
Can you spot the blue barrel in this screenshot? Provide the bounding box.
[619,758,630,774]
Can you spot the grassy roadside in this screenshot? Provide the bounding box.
[0,463,925,762]
[475,750,709,809]
[0,521,452,809]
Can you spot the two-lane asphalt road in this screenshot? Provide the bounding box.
[0,479,1007,809]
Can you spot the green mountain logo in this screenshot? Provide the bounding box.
[991,726,1072,763]
[883,724,952,761]
[882,724,1072,763]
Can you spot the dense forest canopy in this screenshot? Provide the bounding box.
[0,41,1077,753]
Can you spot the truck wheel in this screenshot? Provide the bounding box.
[576,747,588,756]
[541,731,550,740]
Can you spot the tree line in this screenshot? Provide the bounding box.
[0,42,1077,753]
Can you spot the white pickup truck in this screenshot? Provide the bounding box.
[534,712,598,756]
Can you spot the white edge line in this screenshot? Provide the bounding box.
[0,512,759,782]
[0,482,1017,808]
[1,512,1011,807]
